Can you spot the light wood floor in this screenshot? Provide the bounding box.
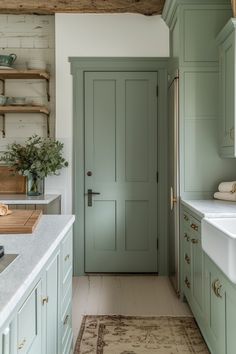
[72,275,192,344]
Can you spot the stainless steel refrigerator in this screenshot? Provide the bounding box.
[168,74,180,294]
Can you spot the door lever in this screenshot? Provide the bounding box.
[87,189,101,207]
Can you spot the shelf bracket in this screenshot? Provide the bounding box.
[46,114,50,137]
[46,79,50,102]
[0,113,5,138]
[0,79,5,96]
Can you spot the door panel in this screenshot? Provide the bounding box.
[84,71,158,273]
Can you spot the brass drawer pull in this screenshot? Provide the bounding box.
[184,233,190,242]
[191,238,198,244]
[184,277,190,289]
[42,296,49,305]
[184,214,189,221]
[212,279,223,298]
[185,254,190,264]
[191,223,198,231]
[18,338,26,350]
[64,254,70,262]
[63,314,69,325]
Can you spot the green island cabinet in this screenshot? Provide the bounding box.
[0,227,73,354]
[217,18,236,158]
[181,206,236,354]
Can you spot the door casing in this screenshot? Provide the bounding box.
[69,58,168,276]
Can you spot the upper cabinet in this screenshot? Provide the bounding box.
[217,19,236,158]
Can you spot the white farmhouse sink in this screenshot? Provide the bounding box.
[202,217,236,283]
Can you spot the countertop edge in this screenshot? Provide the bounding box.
[0,215,75,329]
[0,194,60,205]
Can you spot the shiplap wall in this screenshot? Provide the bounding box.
[0,14,55,150]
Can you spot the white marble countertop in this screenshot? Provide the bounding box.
[0,214,75,329]
[181,199,236,219]
[0,194,60,205]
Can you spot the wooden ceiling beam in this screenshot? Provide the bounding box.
[0,0,166,16]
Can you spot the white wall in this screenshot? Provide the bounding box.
[54,13,169,213]
[0,15,55,142]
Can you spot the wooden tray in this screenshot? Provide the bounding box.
[0,209,42,234]
[0,166,26,194]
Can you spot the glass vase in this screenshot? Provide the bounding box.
[27,173,44,196]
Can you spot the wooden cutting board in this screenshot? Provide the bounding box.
[0,165,26,194]
[0,209,42,234]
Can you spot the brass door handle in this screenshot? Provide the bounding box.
[170,187,177,210]
[230,127,234,141]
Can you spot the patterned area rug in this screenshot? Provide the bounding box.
[74,315,210,354]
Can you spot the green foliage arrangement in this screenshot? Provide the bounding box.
[0,135,68,179]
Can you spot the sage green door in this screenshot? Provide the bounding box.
[84,71,158,272]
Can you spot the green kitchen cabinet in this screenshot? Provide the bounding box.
[204,255,226,354]
[217,19,236,158]
[181,209,204,327]
[0,226,73,354]
[181,205,236,354]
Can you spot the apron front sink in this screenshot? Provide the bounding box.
[202,217,236,284]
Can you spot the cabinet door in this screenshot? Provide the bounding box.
[190,217,204,319]
[43,253,59,354]
[219,30,236,157]
[17,281,42,354]
[204,255,226,354]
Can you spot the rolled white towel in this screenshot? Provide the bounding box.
[214,192,236,201]
[218,181,236,193]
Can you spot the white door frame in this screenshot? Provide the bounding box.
[69,57,169,276]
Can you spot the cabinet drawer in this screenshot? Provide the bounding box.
[17,281,41,354]
[62,229,73,281]
[62,267,72,302]
[61,280,72,318]
[61,301,72,354]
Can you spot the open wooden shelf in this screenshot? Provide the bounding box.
[0,69,49,80]
[0,105,49,115]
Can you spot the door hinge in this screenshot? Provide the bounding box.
[156,85,159,97]
[156,171,159,183]
[157,238,159,250]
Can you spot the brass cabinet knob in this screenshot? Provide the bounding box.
[185,253,190,264]
[184,233,190,242]
[64,254,70,262]
[191,223,198,231]
[18,338,26,350]
[212,279,223,298]
[184,276,191,289]
[42,296,49,305]
[191,238,198,244]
